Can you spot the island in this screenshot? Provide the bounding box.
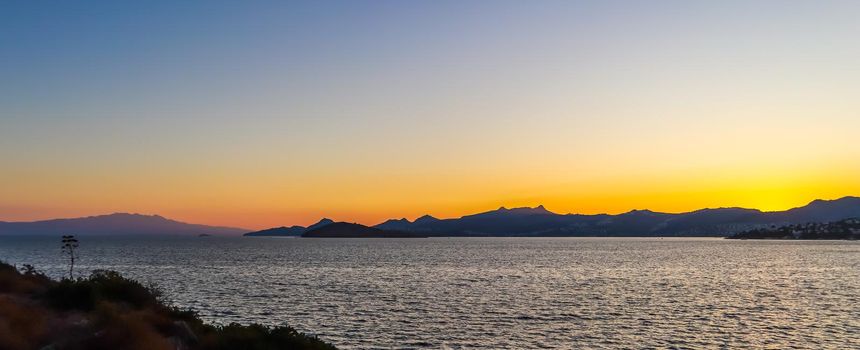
[302,222,428,238]
[244,219,334,237]
[727,218,860,240]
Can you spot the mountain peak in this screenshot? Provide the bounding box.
[313,218,334,225]
[466,205,555,218]
[623,209,658,215]
[374,217,418,230]
[306,218,335,231]
[415,214,438,222]
[807,196,860,206]
[507,205,553,215]
[104,212,151,217]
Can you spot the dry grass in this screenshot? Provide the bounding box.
[76,302,174,350]
[0,295,50,350]
[0,261,337,350]
[0,262,49,294]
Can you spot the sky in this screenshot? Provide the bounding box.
[1,1,859,229]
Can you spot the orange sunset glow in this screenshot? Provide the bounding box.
[2,3,860,350]
[2,1,858,230]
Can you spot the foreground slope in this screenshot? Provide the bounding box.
[0,261,336,350]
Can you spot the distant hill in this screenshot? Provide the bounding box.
[302,222,427,238]
[369,196,860,237]
[243,218,334,236]
[375,215,440,231]
[375,218,412,231]
[0,213,247,236]
[243,225,307,237]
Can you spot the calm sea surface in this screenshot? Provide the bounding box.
[0,237,857,349]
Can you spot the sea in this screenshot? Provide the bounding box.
[0,236,857,349]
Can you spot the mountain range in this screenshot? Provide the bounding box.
[2,196,858,237]
[251,196,860,237]
[243,218,334,236]
[398,197,860,237]
[0,213,247,236]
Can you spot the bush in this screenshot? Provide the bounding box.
[0,261,51,294]
[44,270,162,310]
[0,262,338,349]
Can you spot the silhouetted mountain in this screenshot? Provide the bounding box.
[0,213,247,236]
[302,222,427,238]
[369,196,860,237]
[244,225,306,237]
[244,218,335,236]
[413,215,439,225]
[374,215,441,232]
[650,207,764,236]
[306,218,335,231]
[777,197,860,222]
[375,218,412,231]
[409,205,572,235]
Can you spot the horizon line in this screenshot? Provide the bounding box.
[2,195,857,230]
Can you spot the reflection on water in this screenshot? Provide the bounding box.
[1,237,857,349]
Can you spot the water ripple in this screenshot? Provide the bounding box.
[1,237,858,349]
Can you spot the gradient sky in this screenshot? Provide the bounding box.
[2,1,859,229]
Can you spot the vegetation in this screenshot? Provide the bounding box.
[61,235,79,279]
[728,218,860,240]
[0,261,337,350]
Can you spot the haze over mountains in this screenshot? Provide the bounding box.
[2,197,859,237]
[0,213,247,236]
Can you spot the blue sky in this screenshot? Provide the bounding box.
[2,1,859,228]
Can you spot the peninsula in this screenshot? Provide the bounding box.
[727,218,860,240]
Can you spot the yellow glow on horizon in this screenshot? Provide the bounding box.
[2,128,859,230]
[2,1,860,231]
[2,161,856,230]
